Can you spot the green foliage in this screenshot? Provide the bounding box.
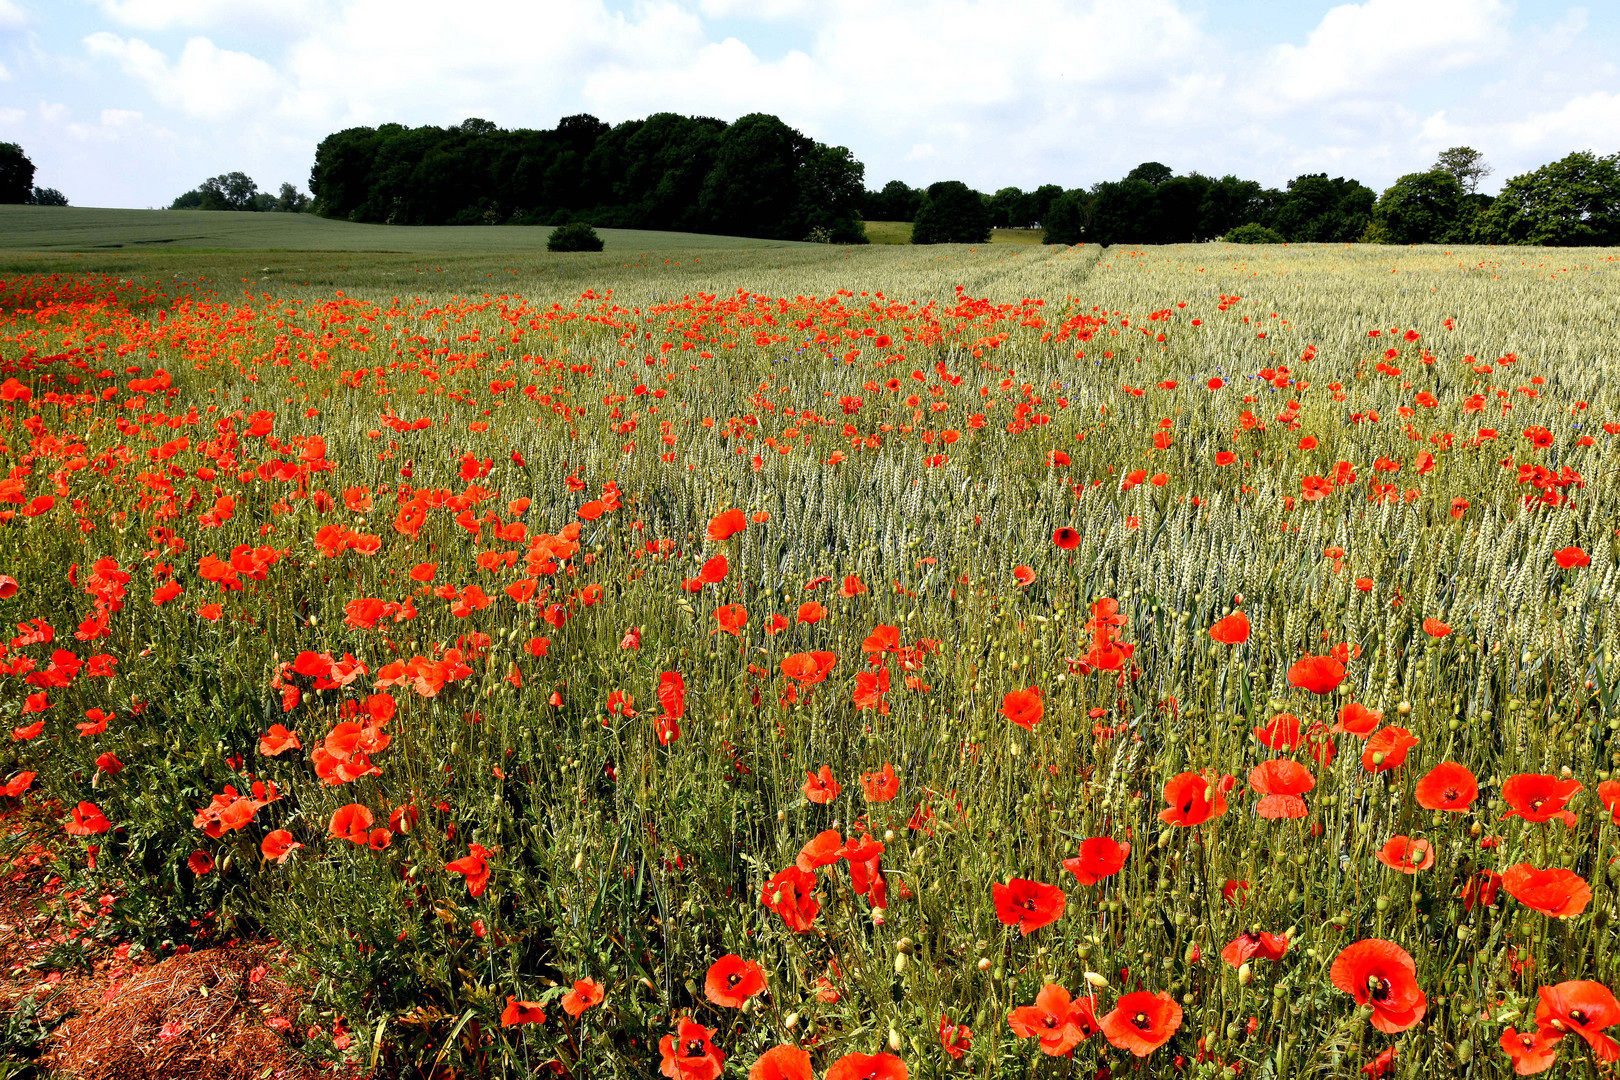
[1040,190,1087,245]
[1433,146,1492,194]
[1223,222,1285,244]
[1272,174,1376,243]
[910,181,991,244]
[1472,151,1620,246]
[0,143,35,205]
[547,221,605,252]
[1373,170,1470,244]
[862,180,924,223]
[25,188,67,207]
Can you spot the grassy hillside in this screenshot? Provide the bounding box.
[0,205,813,254]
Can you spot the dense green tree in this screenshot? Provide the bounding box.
[697,114,809,239]
[1224,222,1284,243]
[1271,174,1376,242]
[794,142,867,243]
[1472,151,1620,246]
[1197,176,1268,239]
[1041,190,1088,244]
[1372,170,1469,243]
[1125,161,1173,187]
[1154,173,1213,242]
[911,181,991,244]
[986,187,1024,228]
[170,172,262,211]
[1021,184,1064,229]
[547,221,604,251]
[1086,178,1157,245]
[0,142,38,204]
[27,187,68,206]
[862,180,924,222]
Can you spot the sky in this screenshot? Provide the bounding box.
[0,0,1617,209]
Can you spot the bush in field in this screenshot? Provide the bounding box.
[1223,222,1284,243]
[547,221,604,251]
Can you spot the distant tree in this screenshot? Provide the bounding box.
[172,172,263,211]
[548,221,604,251]
[1021,184,1064,229]
[459,117,499,137]
[1432,147,1491,195]
[1154,173,1213,242]
[1224,222,1285,243]
[863,180,924,222]
[1372,170,1469,243]
[27,187,68,206]
[1086,179,1157,245]
[274,183,311,213]
[1472,151,1620,246]
[1041,190,1088,244]
[1125,161,1173,187]
[986,187,1024,229]
[0,142,36,204]
[1197,175,1267,238]
[698,113,810,239]
[795,142,867,243]
[1271,174,1376,242]
[911,181,990,244]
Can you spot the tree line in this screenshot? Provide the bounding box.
[872,146,1620,247]
[304,113,867,243]
[0,142,68,206]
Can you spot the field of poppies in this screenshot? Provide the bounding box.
[2,238,1620,1079]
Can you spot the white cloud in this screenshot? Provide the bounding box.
[904,143,935,162]
[0,60,10,81]
[87,0,326,33]
[84,32,282,120]
[0,106,23,126]
[0,0,25,30]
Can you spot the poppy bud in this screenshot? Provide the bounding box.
[1084,971,1108,988]
[1237,963,1253,985]
[888,1027,901,1052]
[1397,701,1411,714]
[785,1012,799,1029]
[894,953,908,974]
[977,957,991,971]
[573,851,584,871]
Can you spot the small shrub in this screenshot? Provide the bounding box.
[547,221,604,252]
[1223,222,1284,244]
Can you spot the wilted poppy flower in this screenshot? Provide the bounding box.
[561,978,605,1018]
[1209,611,1250,644]
[1062,837,1130,885]
[1499,1026,1559,1075]
[660,1018,724,1080]
[1288,654,1345,695]
[1000,686,1044,731]
[748,1044,814,1080]
[1052,527,1080,550]
[1158,771,1230,827]
[992,878,1065,935]
[1501,774,1582,824]
[1330,939,1427,1033]
[1333,701,1383,737]
[501,997,546,1027]
[1221,931,1288,967]
[445,844,492,897]
[1248,759,1315,819]
[861,763,899,802]
[1502,864,1591,918]
[761,865,820,932]
[939,1015,972,1060]
[1362,727,1417,772]
[262,829,301,864]
[705,955,766,1008]
[1534,980,1620,1061]
[1375,836,1434,874]
[1101,991,1183,1056]
[804,765,841,804]
[1554,546,1590,569]
[824,1052,907,1080]
[1414,762,1477,811]
[1008,983,1094,1055]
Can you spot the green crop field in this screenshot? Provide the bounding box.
[3,235,1620,1080]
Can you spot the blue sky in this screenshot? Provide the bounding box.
[1,0,1616,209]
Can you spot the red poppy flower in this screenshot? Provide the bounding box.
[1221,931,1288,967]
[1499,1026,1559,1075]
[761,865,820,932]
[706,508,748,542]
[1008,983,1094,1055]
[187,850,215,875]
[824,1052,907,1080]
[699,555,729,584]
[780,651,837,684]
[704,955,766,1008]
[329,803,375,845]
[1000,686,1044,731]
[1502,864,1591,918]
[1100,990,1183,1056]
[1332,701,1382,737]
[796,829,844,871]
[1329,939,1427,1033]
[1158,771,1230,827]
[445,844,492,897]
[861,763,899,802]
[1375,836,1434,874]
[1599,779,1620,825]
[1013,565,1036,587]
[804,765,841,804]
[1209,611,1250,644]
[938,1015,972,1060]
[1248,759,1315,819]
[1414,762,1477,811]
[659,1017,724,1080]
[991,878,1066,935]
[1252,712,1301,751]
[1421,617,1451,637]
[1534,980,1620,1062]
[1501,774,1582,824]
[1288,654,1345,695]
[1,771,35,797]
[796,600,825,624]
[560,977,605,1017]
[1554,546,1590,569]
[261,829,301,864]
[1062,837,1130,885]
[748,1045,814,1080]
[1052,527,1080,550]
[501,997,546,1027]
[1361,727,1417,772]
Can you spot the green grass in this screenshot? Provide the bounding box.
[0,205,815,254]
[864,221,1049,246]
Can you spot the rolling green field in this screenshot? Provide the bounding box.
[4,228,1620,1079]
